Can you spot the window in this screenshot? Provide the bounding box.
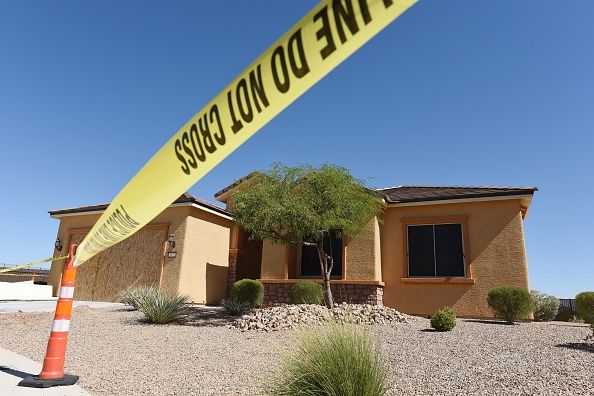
[407,223,465,277]
[300,232,343,277]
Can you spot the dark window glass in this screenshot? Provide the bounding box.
[407,225,435,276]
[434,224,465,276]
[407,223,465,277]
[301,232,342,277]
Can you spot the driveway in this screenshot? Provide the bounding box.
[0,300,123,313]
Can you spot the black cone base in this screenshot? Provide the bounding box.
[18,374,79,388]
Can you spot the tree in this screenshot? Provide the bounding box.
[231,163,384,307]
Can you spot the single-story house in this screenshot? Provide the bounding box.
[48,179,537,318]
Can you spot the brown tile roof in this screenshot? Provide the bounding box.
[378,186,537,204]
[48,192,230,217]
[214,172,257,198]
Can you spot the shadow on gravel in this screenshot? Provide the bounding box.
[556,343,594,354]
[181,306,236,327]
[463,319,514,325]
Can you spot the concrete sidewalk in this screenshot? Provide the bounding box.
[0,300,122,313]
[0,347,91,395]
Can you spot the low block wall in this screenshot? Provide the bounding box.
[261,280,384,306]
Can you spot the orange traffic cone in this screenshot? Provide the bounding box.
[19,244,80,388]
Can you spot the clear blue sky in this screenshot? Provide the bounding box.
[0,1,592,298]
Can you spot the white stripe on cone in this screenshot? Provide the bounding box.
[59,286,75,299]
[51,319,70,332]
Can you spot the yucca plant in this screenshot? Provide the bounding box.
[119,285,160,310]
[136,290,190,324]
[266,322,389,396]
[222,298,251,316]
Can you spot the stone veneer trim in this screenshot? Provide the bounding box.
[262,281,384,306]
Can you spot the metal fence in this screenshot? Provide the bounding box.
[555,298,577,321]
[0,268,50,284]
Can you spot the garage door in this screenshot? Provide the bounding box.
[68,225,168,302]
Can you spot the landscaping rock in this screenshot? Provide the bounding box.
[230,302,409,332]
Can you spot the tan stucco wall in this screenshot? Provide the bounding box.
[66,227,167,301]
[177,207,232,304]
[49,206,193,300]
[258,217,382,282]
[261,240,288,279]
[344,217,382,281]
[380,199,530,318]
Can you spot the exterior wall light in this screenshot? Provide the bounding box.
[167,234,177,259]
[54,238,63,252]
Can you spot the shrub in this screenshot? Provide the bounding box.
[290,281,324,305]
[531,290,560,322]
[231,279,264,308]
[136,290,190,324]
[267,322,388,396]
[575,291,594,325]
[119,285,159,310]
[222,298,251,316]
[487,286,533,324]
[569,315,585,324]
[430,307,456,331]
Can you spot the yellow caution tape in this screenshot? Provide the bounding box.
[74,0,418,266]
[0,255,69,274]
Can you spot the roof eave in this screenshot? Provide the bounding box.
[385,193,535,209]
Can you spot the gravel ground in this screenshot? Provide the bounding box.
[0,306,592,395]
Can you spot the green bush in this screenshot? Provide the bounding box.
[487,286,533,324]
[531,290,560,322]
[267,322,388,396]
[569,315,585,324]
[576,292,594,325]
[430,307,456,331]
[290,281,324,305]
[119,285,160,310]
[231,279,264,308]
[222,298,251,316]
[136,290,190,324]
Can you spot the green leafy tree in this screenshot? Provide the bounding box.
[231,163,384,307]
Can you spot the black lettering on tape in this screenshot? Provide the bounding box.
[358,0,372,25]
[190,124,207,162]
[236,78,253,123]
[248,65,269,113]
[198,115,217,154]
[313,6,336,60]
[287,29,310,78]
[271,46,290,93]
[182,132,198,168]
[174,140,190,175]
[84,205,140,255]
[210,105,226,145]
[228,90,243,133]
[333,0,359,43]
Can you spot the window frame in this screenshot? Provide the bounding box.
[401,216,472,282]
[297,232,345,279]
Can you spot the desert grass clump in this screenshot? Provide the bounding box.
[430,307,456,331]
[266,322,388,396]
[290,281,324,305]
[222,298,251,316]
[119,285,159,310]
[487,286,533,324]
[137,290,190,324]
[531,290,560,322]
